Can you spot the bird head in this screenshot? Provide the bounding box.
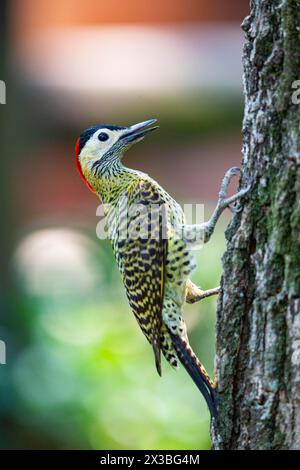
[75,119,158,193]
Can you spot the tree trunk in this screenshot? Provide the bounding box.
[213,0,300,450]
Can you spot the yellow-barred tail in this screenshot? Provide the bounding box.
[168,330,217,421]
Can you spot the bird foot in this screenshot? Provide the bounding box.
[218,167,251,212]
[186,286,220,304]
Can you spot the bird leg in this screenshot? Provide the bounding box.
[202,167,250,244]
[179,167,250,246]
[185,280,220,304]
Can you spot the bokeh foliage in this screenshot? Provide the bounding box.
[1,219,226,450]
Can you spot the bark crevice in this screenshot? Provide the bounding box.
[213,0,300,450]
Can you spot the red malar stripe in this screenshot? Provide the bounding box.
[75,137,96,193]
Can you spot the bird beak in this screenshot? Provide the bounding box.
[120,119,159,143]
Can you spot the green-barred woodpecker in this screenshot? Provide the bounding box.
[75,119,250,422]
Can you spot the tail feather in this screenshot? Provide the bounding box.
[152,339,162,376]
[169,331,217,421]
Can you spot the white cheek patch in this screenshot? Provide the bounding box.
[83,129,122,157]
[79,128,123,174]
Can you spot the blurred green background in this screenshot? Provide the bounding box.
[0,0,249,450]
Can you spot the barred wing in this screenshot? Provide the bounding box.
[119,179,168,375]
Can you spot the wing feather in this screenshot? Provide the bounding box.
[117,179,168,375]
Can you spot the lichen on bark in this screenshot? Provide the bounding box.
[213,0,300,449]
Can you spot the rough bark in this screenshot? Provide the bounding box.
[213,0,300,449]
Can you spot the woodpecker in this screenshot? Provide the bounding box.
[75,119,250,422]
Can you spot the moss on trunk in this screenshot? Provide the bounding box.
[213,0,300,449]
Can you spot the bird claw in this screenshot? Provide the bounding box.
[218,167,241,199]
[218,167,251,212]
[229,202,243,213]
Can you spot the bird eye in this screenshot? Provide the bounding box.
[98,132,109,142]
